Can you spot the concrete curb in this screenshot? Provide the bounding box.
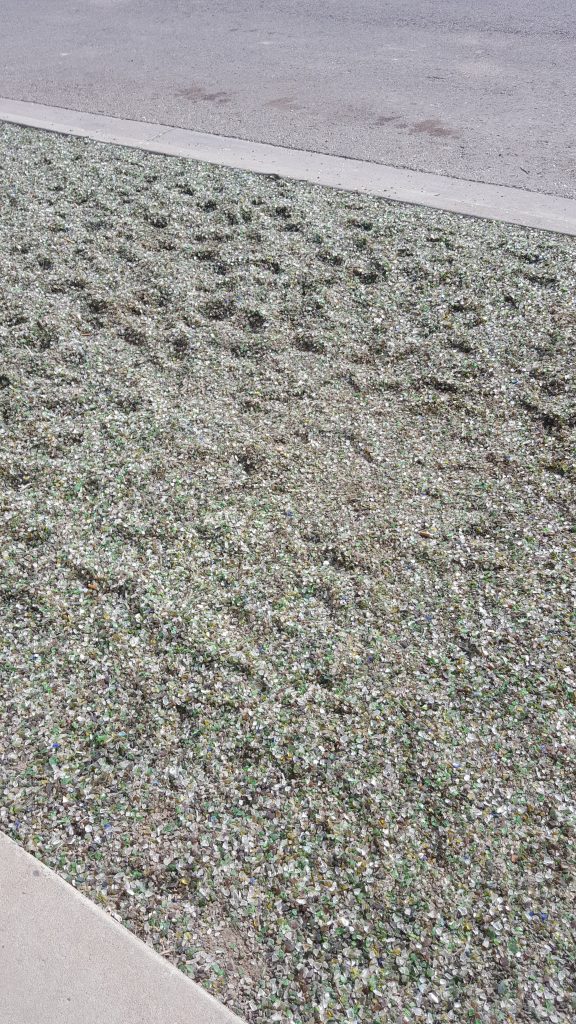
[1,96,575,236]
[0,832,244,1024]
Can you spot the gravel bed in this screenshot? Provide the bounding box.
[0,121,575,1023]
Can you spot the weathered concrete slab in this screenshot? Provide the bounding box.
[0,0,575,199]
[1,98,575,235]
[0,832,244,1024]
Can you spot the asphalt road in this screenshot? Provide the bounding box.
[1,0,575,198]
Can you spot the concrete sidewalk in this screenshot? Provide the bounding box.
[1,98,575,235]
[0,832,244,1024]
[1,0,575,200]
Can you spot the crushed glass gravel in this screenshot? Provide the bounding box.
[0,120,575,1024]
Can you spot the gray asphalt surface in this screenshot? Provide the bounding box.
[1,0,575,198]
